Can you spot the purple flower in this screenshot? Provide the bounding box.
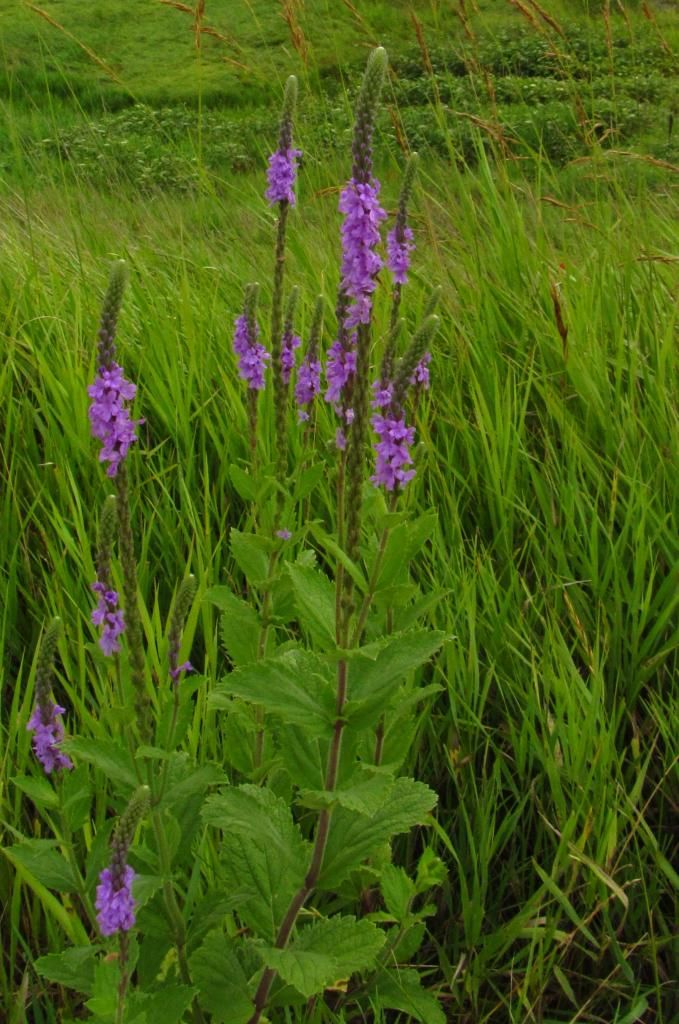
[96,865,136,937]
[91,582,126,656]
[27,702,73,774]
[88,363,142,477]
[410,351,431,389]
[371,414,416,491]
[338,179,387,328]
[387,225,415,285]
[295,357,321,421]
[325,339,357,406]
[371,379,393,410]
[281,330,301,384]
[265,148,302,206]
[170,660,193,683]
[276,529,292,541]
[336,428,347,451]
[233,313,270,391]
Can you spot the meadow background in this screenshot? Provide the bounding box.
[1,0,678,1021]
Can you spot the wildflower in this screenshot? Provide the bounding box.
[27,619,73,775]
[91,582,125,656]
[371,379,393,410]
[295,356,321,421]
[410,351,431,389]
[96,786,149,938]
[371,413,416,491]
[281,329,301,384]
[276,529,292,541]
[338,179,387,328]
[266,148,302,206]
[88,363,142,478]
[386,224,415,285]
[325,338,357,406]
[233,312,269,391]
[27,702,73,774]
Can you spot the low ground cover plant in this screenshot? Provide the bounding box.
[12,50,450,1024]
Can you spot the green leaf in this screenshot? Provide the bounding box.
[259,947,337,999]
[381,864,416,921]
[320,777,437,889]
[203,786,309,941]
[230,529,273,586]
[294,914,386,976]
[125,985,196,1024]
[308,523,366,591]
[61,765,92,832]
[84,957,120,1018]
[63,737,136,788]
[12,773,58,808]
[189,929,254,1024]
[5,839,75,891]
[299,770,394,816]
[373,968,445,1024]
[293,463,325,500]
[229,464,258,502]
[287,563,336,647]
[220,592,261,667]
[34,946,98,995]
[377,511,438,591]
[211,650,334,734]
[347,630,447,725]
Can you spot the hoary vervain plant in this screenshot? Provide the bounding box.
[19,47,447,1024]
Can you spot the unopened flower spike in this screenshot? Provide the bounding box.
[91,495,125,657]
[233,283,268,392]
[27,618,73,775]
[96,786,150,937]
[281,287,301,386]
[265,75,301,207]
[392,313,440,409]
[296,294,323,422]
[168,574,197,684]
[387,152,418,294]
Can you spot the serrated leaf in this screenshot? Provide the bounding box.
[4,839,75,891]
[287,563,336,647]
[293,463,326,500]
[229,463,258,501]
[299,771,393,816]
[308,523,366,591]
[63,737,136,788]
[12,773,59,808]
[230,529,273,586]
[377,511,437,591]
[188,929,254,1023]
[125,985,196,1024]
[61,765,92,832]
[372,968,445,1024]
[34,946,98,995]
[218,590,261,666]
[381,864,415,921]
[258,947,337,999]
[347,630,447,725]
[320,777,437,889]
[203,787,309,941]
[84,957,119,1017]
[132,875,164,910]
[294,914,385,975]
[211,650,334,734]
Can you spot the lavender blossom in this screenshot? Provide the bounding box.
[371,414,416,491]
[91,582,125,656]
[96,786,149,938]
[410,351,432,389]
[276,529,292,541]
[281,329,301,384]
[266,148,302,206]
[96,865,136,937]
[233,312,269,391]
[325,338,357,406]
[338,179,387,328]
[88,363,142,478]
[27,702,73,774]
[371,379,393,410]
[386,225,415,285]
[295,357,321,421]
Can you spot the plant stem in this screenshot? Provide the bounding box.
[254,548,280,769]
[114,932,130,1024]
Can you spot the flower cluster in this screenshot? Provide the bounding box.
[325,339,357,406]
[96,865,136,937]
[233,313,270,391]
[386,224,415,285]
[338,180,387,328]
[281,329,301,384]
[295,356,321,421]
[410,351,432,389]
[91,581,125,656]
[88,364,141,478]
[265,148,302,206]
[371,414,416,491]
[27,702,73,774]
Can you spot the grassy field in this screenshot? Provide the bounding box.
[1,1,678,1022]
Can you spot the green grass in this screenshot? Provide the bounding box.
[1,1,678,1021]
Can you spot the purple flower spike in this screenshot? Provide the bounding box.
[91,582,126,656]
[27,702,73,774]
[281,331,301,384]
[88,363,142,478]
[96,865,136,937]
[371,413,416,491]
[295,357,321,421]
[339,179,387,328]
[233,313,270,391]
[169,660,193,683]
[266,148,302,206]
[325,339,357,406]
[387,225,415,285]
[371,379,393,410]
[410,351,432,389]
